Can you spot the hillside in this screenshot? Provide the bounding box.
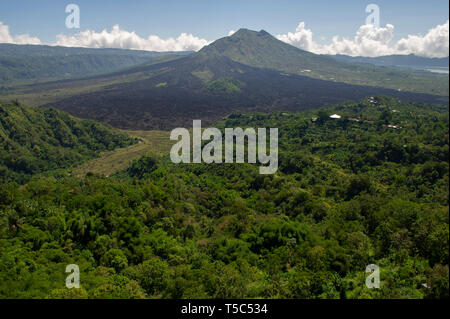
[329,54,449,70]
[1,29,447,131]
[0,101,136,183]
[0,97,447,299]
[72,130,172,177]
[200,29,448,95]
[0,43,191,86]
[37,50,447,130]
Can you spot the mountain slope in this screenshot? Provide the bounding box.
[41,52,447,130]
[0,101,136,183]
[329,54,449,70]
[0,43,191,86]
[200,29,448,96]
[2,28,445,130]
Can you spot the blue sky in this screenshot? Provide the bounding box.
[1,0,448,43]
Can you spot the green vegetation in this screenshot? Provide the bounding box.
[330,54,448,69]
[191,68,215,83]
[2,29,448,133]
[201,29,449,96]
[207,77,243,93]
[0,43,190,86]
[1,32,447,131]
[0,96,447,299]
[72,130,172,177]
[0,101,136,183]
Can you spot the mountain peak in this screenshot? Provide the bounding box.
[198,28,282,55]
[230,28,273,39]
[258,29,271,36]
[198,26,311,63]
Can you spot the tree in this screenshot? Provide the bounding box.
[317,110,330,124]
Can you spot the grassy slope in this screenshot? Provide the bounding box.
[0,102,136,183]
[72,130,172,177]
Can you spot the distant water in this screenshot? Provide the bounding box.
[426,68,449,74]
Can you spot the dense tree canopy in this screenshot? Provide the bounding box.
[0,96,448,299]
[0,101,136,183]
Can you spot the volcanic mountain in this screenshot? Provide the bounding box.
[201,29,448,94]
[34,29,448,130]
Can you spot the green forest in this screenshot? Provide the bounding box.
[0,101,136,183]
[0,96,448,299]
[0,43,188,86]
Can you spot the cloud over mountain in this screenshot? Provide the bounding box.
[0,21,41,45]
[55,25,210,51]
[277,20,449,58]
[1,19,448,57]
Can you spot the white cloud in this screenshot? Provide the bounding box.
[277,20,449,58]
[0,22,13,43]
[276,22,319,53]
[322,23,396,57]
[2,19,448,57]
[0,21,41,45]
[55,25,210,51]
[395,20,449,58]
[228,30,236,36]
